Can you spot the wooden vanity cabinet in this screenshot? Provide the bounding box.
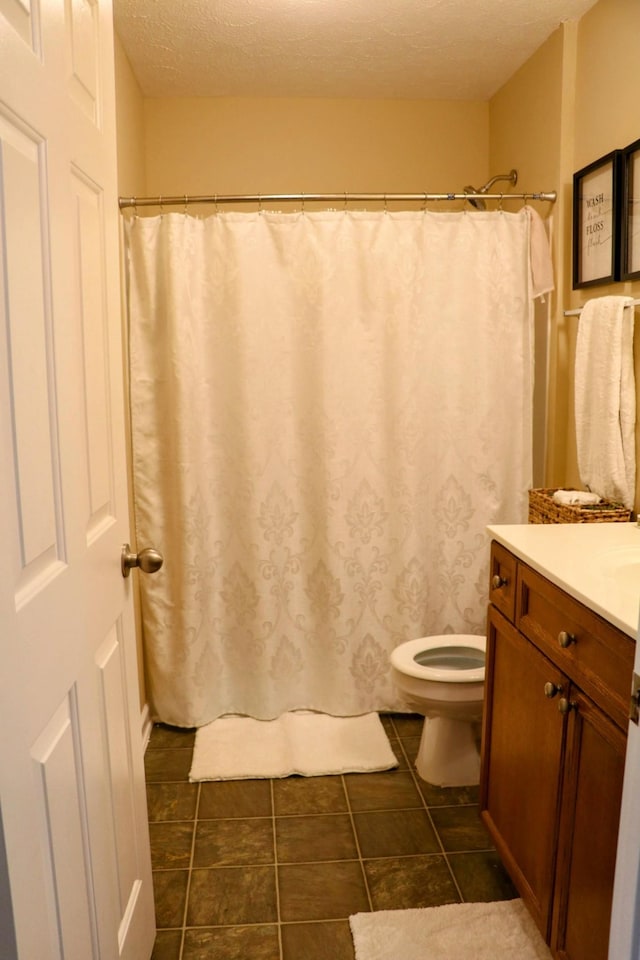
[481,543,634,960]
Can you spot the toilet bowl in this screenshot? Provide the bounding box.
[390,635,486,787]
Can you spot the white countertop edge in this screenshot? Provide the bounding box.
[487,522,640,639]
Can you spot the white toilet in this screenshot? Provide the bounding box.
[390,635,486,787]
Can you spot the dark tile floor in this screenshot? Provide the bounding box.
[146,713,517,960]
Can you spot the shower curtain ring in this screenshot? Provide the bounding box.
[214,194,218,214]
[499,193,504,212]
[301,192,305,214]
[184,195,188,214]
[159,195,163,214]
[423,193,428,211]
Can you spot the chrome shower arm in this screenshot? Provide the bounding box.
[463,170,519,209]
[480,170,518,193]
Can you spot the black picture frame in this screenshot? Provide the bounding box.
[621,138,640,281]
[572,150,622,289]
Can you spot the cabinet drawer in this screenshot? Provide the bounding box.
[516,563,634,730]
[489,541,517,623]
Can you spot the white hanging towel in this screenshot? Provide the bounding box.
[574,296,636,510]
[525,206,554,299]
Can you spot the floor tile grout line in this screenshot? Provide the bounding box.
[396,728,466,903]
[341,773,374,913]
[177,776,201,960]
[270,779,284,960]
[149,846,496,874]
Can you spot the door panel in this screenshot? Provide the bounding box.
[97,624,142,929]
[0,0,38,50]
[72,167,115,534]
[0,1,154,958]
[67,0,99,122]
[31,695,98,960]
[0,106,63,599]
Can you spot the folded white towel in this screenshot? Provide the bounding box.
[574,296,636,510]
[552,490,602,506]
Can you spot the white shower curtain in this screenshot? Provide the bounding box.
[126,209,537,727]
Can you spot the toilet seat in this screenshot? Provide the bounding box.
[390,635,485,683]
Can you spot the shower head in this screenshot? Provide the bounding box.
[463,187,486,210]
[463,169,518,210]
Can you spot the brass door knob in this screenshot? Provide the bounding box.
[121,544,164,578]
[544,681,562,699]
[491,574,508,589]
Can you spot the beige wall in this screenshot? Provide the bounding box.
[490,26,569,487]
[570,0,640,508]
[490,24,576,491]
[574,0,640,169]
[490,24,566,204]
[142,97,489,202]
[114,33,146,198]
[491,0,640,508]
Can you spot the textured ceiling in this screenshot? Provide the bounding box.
[113,0,599,101]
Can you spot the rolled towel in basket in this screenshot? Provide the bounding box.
[552,490,602,506]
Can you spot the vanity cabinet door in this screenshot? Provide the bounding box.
[551,687,626,960]
[481,605,566,940]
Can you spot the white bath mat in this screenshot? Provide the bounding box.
[349,899,552,960]
[189,711,398,781]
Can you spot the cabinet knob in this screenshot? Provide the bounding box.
[558,630,576,649]
[544,681,563,699]
[491,574,508,590]
[558,698,576,715]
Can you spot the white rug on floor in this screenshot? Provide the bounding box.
[349,899,552,960]
[189,711,398,781]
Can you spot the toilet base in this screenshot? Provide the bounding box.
[415,716,481,787]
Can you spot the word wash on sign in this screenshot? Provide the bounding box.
[585,192,608,252]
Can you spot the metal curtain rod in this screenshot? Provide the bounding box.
[118,189,557,210]
[564,298,640,316]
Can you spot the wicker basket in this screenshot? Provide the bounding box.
[528,488,631,524]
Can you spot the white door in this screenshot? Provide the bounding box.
[0,1,155,959]
[610,637,640,960]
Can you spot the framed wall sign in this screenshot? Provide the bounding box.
[572,150,622,288]
[621,138,640,281]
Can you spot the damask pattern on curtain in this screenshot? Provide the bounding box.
[125,209,538,727]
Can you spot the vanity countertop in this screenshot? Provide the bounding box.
[488,521,640,639]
